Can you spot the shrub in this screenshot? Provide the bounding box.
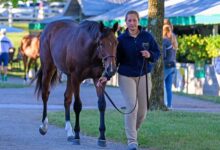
[177,35,220,63]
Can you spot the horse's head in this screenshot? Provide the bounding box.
[98,22,118,78]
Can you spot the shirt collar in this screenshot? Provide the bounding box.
[124,26,143,37]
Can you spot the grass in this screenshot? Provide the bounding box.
[6,22,29,57]
[48,110,220,150]
[5,23,30,80]
[12,22,29,31]
[7,31,29,51]
[0,82,28,88]
[175,92,220,104]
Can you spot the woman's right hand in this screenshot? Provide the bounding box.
[96,76,108,88]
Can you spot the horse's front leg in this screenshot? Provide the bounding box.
[94,78,107,147]
[72,77,82,145]
[64,75,74,142]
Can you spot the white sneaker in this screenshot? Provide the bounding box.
[168,106,173,111]
[127,143,138,150]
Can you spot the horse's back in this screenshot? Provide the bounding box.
[40,19,79,71]
[41,19,77,37]
[40,19,101,76]
[40,19,78,51]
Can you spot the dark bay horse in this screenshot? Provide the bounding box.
[34,19,118,146]
[19,33,40,81]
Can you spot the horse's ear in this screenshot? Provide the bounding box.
[112,22,118,33]
[99,21,105,32]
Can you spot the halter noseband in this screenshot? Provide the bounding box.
[97,43,116,63]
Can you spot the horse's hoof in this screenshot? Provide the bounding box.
[39,127,47,135]
[67,136,74,142]
[98,139,106,147]
[72,139,80,145]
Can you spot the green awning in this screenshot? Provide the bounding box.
[103,14,220,27]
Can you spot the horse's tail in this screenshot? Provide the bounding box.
[31,67,43,99]
[50,69,59,90]
[31,67,59,99]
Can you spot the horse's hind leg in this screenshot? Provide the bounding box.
[64,75,74,142]
[26,58,34,81]
[39,66,56,135]
[34,59,38,75]
[72,76,82,145]
[23,55,27,81]
[93,78,107,147]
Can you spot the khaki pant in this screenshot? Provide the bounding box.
[119,74,152,144]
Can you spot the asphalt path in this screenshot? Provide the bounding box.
[1,78,220,150]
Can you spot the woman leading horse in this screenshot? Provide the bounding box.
[34,19,118,147]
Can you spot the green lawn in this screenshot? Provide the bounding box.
[48,110,220,150]
[7,22,29,56]
[6,23,30,79]
[12,22,29,31]
[0,82,29,88]
[8,31,29,51]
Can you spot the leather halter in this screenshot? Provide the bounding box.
[97,43,116,63]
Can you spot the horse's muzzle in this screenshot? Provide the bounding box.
[105,64,117,78]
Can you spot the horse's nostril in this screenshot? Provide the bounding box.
[107,65,117,76]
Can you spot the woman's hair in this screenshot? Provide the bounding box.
[163,19,178,50]
[163,25,172,39]
[125,10,140,21]
[164,18,173,30]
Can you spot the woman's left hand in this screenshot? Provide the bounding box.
[140,50,151,58]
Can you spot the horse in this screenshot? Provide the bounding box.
[19,33,40,81]
[34,19,118,147]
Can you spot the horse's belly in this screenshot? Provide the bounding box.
[24,48,39,59]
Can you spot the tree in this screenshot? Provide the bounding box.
[148,0,165,109]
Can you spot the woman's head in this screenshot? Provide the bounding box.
[164,18,173,30]
[125,10,140,32]
[163,25,172,39]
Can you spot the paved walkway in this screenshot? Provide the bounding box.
[1,77,220,150]
[0,77,137,150]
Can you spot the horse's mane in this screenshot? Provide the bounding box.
[79,20,101,41]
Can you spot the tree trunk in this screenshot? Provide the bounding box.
[148,0,165,109]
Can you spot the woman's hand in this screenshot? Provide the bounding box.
[96,76,108,88]
[140,50,151,58]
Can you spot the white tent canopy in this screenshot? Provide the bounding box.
[85,0,220,25]
[78,0,128,16]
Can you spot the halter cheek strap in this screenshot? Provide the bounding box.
[97,43,116,62]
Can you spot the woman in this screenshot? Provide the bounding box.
[116,10,160,150]
[163,18,178,50]
[97,10,160,150]
[163,25,177,109]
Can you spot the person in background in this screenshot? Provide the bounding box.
[97,10,160,150]
[0,28,13,82]
[163,18,178,50]
[163,24,177,110]
[163,19,178,108]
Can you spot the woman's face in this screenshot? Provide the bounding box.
[126,14,139,32]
